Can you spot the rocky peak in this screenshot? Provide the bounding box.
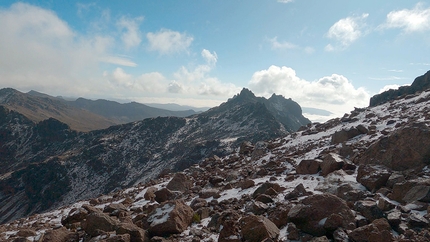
[370,70,430,106]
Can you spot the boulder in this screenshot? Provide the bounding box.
[81,211,119,237]
[296,159,321,174]
[268,204,292,228]
[41,227,79,242]
[238,179,255,190]
[331,127,364,144]
[61,207,88,227]
[239,141,254,155]
[390,178,430,203]
[348,218,393,242]
[285,183,310,200]
[240,215,280,242]
[320,153,344,176]
[356,122,430,171]
[166,173,192,193]
[116,222,147,242]
[147,200,193,236]
[354,200,383,222]
[287,193,355,236]
[190,198,208,210]
[154,188,179,203]
[252,182,283,198]
[144,187,157,201]
[356,165,391,192]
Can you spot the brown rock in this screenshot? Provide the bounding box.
[321,153,344,176]
[285,183,309,200]
[252,182,283,198]
[354,200,383,222]
[61,207,88,227]
[219,220,241,242]
[104,203,127,214]
[82,211,120,237]
[239,141,254,155]
[286,222,300,241]
[356,122,430,171]
[238,179,255,190]
[106,234,131,242]
[348,218,393,242]
[154,188,176,203]
[331,127,363,144]
[356,165,391,192]
[116,222,147,242]
[147,200,193,236]
[166,173,192,193]
[199,188,220,199]
[190,198,208,210]
[255,194,274,204]
[268,204,292,228]
[144,187,157,201]
[287,193,355,236]
[42,227,78,242]
[240,215,279,242]
[296,159,321,174]
[17,229,37,237]
[390,178,430,203]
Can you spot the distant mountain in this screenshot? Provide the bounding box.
[65,98,197,124]
[144,103,209,112]
[0,88,310,224]
[0,88,116,131]
[370,70,430,106]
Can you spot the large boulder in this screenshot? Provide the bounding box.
[240,215,280,242]
[166,173,192,193]
[81,211,120,237]
[320,153,344,176]
[356,165,391,192]
[390,178,430,203]
[116,222,147,242]
[348,218,393,242]
[356,122,430,171]
[287,193,355,236]
[296,159,321,174]
[147,200,193,236]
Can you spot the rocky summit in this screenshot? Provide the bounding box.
[0,88,310,225]
[1,74,430,241]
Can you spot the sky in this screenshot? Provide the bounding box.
[1,1,430,122]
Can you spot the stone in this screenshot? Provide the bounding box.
[82,211,119,237]
[147,200,193,236]
[144,187,157,201]
[387,209,402,228]
[209,176,224,186]
[247,201,268,215]
[252,182,283,198]
[320,153,344,176]
[391,178,430,203]
[42,227,79,242]
[255,194,274,204]
[286,222,300,241]
[239,141,254,155]
[348,218,393,242]
[267,204,292,228]
[190,198,208,210]
[285,183,309,200]
[408,212,429,228]
[61,207,88,227]
[296,159,321,174]
[106,234,131,242]
[154,188,177,203]
[240,215,280,242]
[402,185,430,203]
[354,200,384,222]
[104,203,127,214]
[199,188,220,199]
[287,193,355,236]
[218,220,241,242]
[356,165,391,192]
[238,179,255,189]
[356,122,430,171]
[116,222,147,242]
[331,127,363,144]
[166,173,192,193]
[16,229,37,237]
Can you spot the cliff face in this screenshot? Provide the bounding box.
[370,70,430,107]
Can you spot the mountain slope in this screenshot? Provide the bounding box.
[66,98,197,124]
[0,89,309,224]
[0,88,116,131]
[2,77,430,241]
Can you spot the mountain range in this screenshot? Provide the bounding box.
[0,71,430,241]
[0,87,310,224]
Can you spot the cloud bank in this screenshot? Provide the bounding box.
[248,65,370,119]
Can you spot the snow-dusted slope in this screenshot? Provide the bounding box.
[2,88,430,241]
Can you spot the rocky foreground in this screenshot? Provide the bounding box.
[1,88,430,241]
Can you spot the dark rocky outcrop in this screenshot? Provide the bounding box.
[370,70,430,106]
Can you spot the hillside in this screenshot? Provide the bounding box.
[0,89,310,224]
[1,74,430,241]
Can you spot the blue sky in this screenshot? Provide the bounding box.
[1,1,430,121]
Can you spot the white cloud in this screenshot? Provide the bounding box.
[378,84,411,94]
[146,29,193,55]
[201,49,218,66]
[117,16,144,49]
[0,2,140,98]
[105,68,167,93]
[382,3,430,32]
[248,65,370,117]
[268,37,297,50]
[277,0,294,3]
[326,13,369,51]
